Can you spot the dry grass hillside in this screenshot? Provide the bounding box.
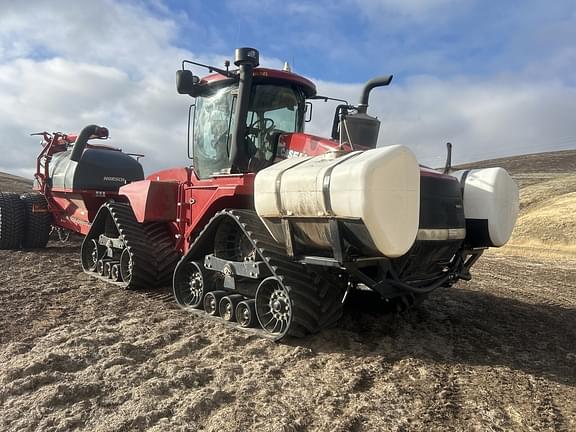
[457,149,576,257]
[0,172,32,194]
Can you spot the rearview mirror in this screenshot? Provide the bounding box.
[176,70,200,94]
[305,101,313,122]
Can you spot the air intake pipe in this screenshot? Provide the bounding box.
[229,47,259,173]
[70,125,109,162]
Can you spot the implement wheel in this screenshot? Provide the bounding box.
[20,193,52,249]
[0,192,26,250]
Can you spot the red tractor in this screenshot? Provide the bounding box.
[0,47,519,340]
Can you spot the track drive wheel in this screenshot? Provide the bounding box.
[173,261,213,308]
[20,193,52,249]
[0,192,26,250]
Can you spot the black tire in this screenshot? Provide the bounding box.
[20,193,52,249]
[0,192,26,250]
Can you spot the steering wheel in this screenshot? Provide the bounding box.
[247,117,275,138]
[245,117,276,157]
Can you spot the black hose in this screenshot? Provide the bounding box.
[387,274,451,294]
[70,125,109,162]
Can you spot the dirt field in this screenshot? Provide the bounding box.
[1,152,575,431]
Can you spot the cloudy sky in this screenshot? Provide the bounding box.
[0,0,575,177]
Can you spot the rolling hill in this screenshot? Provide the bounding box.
[455,149,576,256]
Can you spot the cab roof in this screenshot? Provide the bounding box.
[200,67,317,98]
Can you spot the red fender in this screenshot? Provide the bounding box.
[119,180,178,223]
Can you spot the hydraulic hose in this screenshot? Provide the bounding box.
[387,274,451,294]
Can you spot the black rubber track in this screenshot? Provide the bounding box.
[20,193,52,249]
[177,209,346,340]
[82,202,178,290]
[144,222,181,286]
[0,192,26,250]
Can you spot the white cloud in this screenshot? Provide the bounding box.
[352,0,470,19]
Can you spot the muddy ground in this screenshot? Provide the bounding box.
[0,239,574,432]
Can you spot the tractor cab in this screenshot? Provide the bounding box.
[177,48,316,178]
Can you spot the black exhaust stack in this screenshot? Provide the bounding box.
[340,75,393,149]
[229,47,259,172]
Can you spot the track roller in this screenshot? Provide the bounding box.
[236,299,257,328]
[104,261,118,279]
[203,290,226,316]
[111,264,121,282]
[219,294,244,322]
[96,259,105,276]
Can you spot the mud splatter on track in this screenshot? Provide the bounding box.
[1,241,574,431]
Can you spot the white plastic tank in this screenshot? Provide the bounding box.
[254,145,420,258]
[451,168,519,247]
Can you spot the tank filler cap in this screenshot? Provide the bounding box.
[234,47,259,67]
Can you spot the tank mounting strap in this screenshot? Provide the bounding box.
[321,151,363,216]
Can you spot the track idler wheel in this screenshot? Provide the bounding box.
[219,294,244,322]
[255,277,293,339]
[236,299,257,328]
[173,261,213,308]
[203,290,226,316]
[119,248,134,285]
[82,239,104,272]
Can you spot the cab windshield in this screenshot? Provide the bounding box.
[193,86,236,179]
[193,83,305,178]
